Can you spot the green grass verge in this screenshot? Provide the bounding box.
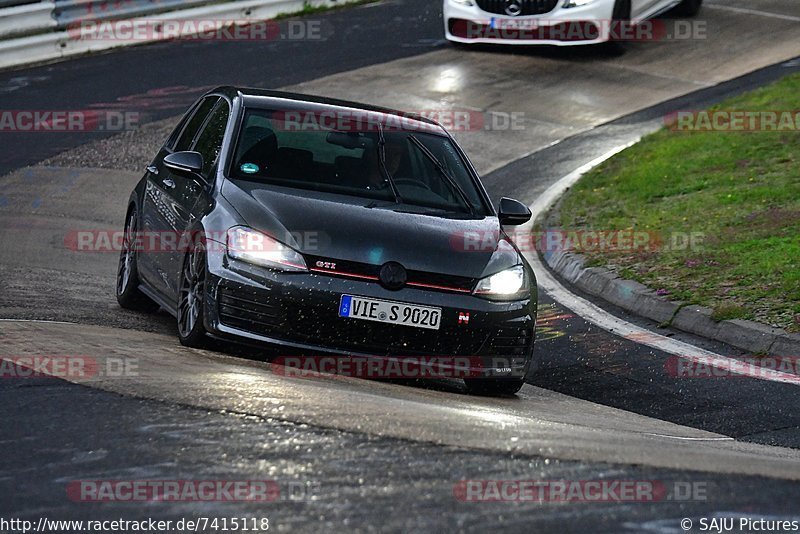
[558,73,800,332]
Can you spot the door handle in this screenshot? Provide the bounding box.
[162,178,176,189]
[146,165,159,175]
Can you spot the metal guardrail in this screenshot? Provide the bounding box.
[0,0,349,70]
[0,1,56,39]
[0,0,38,8]
[52,0,212,29]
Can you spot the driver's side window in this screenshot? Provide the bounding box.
[191,100,230,178]
[171,97,220,152]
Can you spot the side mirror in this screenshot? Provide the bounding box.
[498,197,532,226]
[164,151,204,180]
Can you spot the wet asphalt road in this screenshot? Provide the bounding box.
[3,58,800,450]
[3,369,800,533]
[1,0,800,530]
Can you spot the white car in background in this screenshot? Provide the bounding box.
[444,0,703,46]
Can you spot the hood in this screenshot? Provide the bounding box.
[221,180,520,279]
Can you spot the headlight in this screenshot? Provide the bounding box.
[474,265,529,300]
[563,0,595,7]
[227,226,307,272]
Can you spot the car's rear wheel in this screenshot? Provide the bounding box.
[116,207,158,312]
[465,377,525,396]
[673,0,702,17]
[177,238,209,348]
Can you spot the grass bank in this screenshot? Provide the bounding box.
[558,74,800,331]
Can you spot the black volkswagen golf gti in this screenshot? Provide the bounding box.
[117,87,538,395]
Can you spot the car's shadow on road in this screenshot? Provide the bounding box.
[196,334,522,398]
[455,41,627,62]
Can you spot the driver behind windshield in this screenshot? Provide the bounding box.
[365,134,405,191]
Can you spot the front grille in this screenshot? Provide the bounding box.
[406,270,474,293]
[218,284,283,334]
[306,255,476,294]
[476,0,559,16]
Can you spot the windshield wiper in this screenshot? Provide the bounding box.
[377,123,403,204]
[393,206,473,219]
[364,200,397,209]
[406,135,476,217]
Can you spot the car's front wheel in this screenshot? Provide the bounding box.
[116,207,158,312]
[600,0,631,54]
[177,239,209,348]
[673,0,702,16]
[465,377,525,396]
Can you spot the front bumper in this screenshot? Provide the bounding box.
[203,248,538,379]
[444,0,615,46]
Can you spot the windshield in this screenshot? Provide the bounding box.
[229,108,489,217]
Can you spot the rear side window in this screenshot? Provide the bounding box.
[192,100,230,177]
[173,97,219,152]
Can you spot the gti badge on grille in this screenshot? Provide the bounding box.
[315,260,337,270]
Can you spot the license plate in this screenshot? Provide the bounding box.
[339,295,441,330]
[490,17,539,30]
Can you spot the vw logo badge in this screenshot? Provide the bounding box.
[379,261,407,291]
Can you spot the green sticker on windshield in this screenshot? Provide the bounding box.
[240,163,259,174]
